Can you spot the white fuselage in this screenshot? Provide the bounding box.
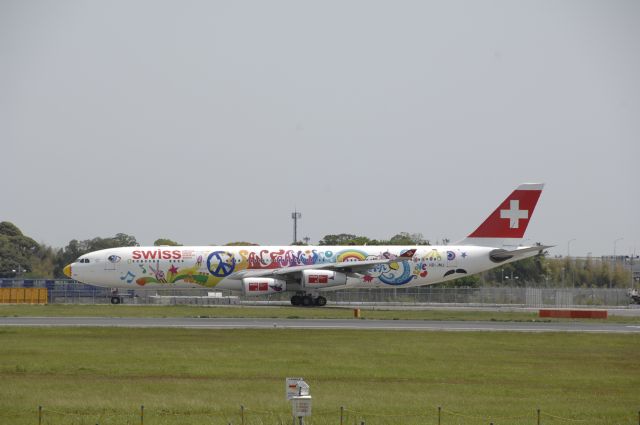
[66,244,527,293]
[64,183,547,298]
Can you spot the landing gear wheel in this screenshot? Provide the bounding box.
[291,295,302,306]
[302,295,313,307]
[315,296,327,306]
[110,296,121,305]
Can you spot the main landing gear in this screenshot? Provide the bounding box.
[110,289,123,305]
[290,293,327,307]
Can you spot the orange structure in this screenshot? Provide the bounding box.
[0,288,48,304]
[539,309,607,319]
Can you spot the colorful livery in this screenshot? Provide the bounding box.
[63,184,548,306]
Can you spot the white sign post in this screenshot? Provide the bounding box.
[286,378,312,425]
[286,377,304,400]
[291,395,312,416]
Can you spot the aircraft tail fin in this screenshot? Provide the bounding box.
[457,183,544,248]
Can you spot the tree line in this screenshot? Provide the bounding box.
[0,221,632,287]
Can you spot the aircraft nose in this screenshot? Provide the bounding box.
[63,264,72,278]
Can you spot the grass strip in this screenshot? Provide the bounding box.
[1,327,638,424]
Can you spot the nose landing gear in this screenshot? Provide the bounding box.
[290,293,327,307]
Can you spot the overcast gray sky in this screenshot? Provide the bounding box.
[1,0,638,257]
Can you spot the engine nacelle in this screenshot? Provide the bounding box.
[242,278,286,296]
[301,270,347,289]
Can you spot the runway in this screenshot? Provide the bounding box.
[1,316,639,333]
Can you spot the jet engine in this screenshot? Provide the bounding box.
[242,278,286,296]
[301,270,347,289]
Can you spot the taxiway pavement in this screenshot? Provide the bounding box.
[0,317,639,333]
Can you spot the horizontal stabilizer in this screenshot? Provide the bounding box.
[489,245,553,263]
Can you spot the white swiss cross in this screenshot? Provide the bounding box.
[500,200,528,229]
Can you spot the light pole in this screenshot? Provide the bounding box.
[610,238,624,288]
[630,247,636,289]
[567,239,576,258]
[631,247,637,288]
[566,239,576,287]
[291,211,302,244]
[614,238,623,260]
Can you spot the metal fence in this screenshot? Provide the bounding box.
[320,287,634,307]
[1,279,636,308]
[26,403,616,425]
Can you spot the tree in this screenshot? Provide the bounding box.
[483,252,550,286]
[28,244,57,279]
[318,234,386,245]
[154,238,181,246]
[0,221,23,237]
[0,222,40,277]
[225,241,258,246]
[0,236,29,277]
[434,274,481,288]
[319,234,361,245]
[319,232,431,246]
[388,232,430,245]
[112,233,138,247]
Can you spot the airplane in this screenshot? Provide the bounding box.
[63,183,549,306]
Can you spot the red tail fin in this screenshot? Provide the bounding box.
[460,183,544,247]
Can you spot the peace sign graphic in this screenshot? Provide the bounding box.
[207,251,236,277]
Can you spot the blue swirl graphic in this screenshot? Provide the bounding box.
[379,262,415,286]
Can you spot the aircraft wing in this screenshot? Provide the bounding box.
[230,249,417,279]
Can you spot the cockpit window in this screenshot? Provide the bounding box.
[77,258,91,264]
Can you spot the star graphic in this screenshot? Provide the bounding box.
[461,252,468,258]
[169,265,179,274]
[363,275,374,283]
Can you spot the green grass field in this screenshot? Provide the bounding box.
[1,327,639,425]
[2,304,639,323]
